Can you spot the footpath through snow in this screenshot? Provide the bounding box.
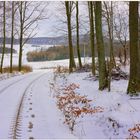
[0,68,140,139]
[0,70,76,139]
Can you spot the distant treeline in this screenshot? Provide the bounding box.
[27,43,129,62]
[0,46,16,54]
[0,37,66,45]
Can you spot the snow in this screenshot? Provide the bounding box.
[0,44,55,67]
[0,70,77,139]
[28,57,92,70]
[49,70,140,139]
[0,44,140,139]
[0,72,22,81]
[1,44,92,69]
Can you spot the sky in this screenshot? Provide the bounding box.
[35,1,89,37]
[37,2,59,37]
[35,1,129,38]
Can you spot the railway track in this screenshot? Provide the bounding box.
[9,73,46,139]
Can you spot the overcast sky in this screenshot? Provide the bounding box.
[35,1,129,38]
[35,1,90,37]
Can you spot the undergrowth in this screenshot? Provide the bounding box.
[1,65,32,73]
[50,69,104,131]
[127,124,140,139]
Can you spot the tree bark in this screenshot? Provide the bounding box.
[103,2,116,68]
[76,1,82,68]
[10,1,15,73]
[95,1,108,90]
[0,2,6,73]
[65,1,76,72]
[88,1,96,75]
[137,16,140,91]
[123,45,127,65]
[18,1,24,72]
[127,2,139,94]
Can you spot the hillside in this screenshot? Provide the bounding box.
[0,34,125,46]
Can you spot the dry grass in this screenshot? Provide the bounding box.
[54,66,69,74]
[2,65,32,73]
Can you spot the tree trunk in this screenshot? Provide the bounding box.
[127,2,139,95]
[65,1,76,72]
[88,1,96,75]
[10,2,15,73]
[18,32,23,72]
[123,45,127,65]
[18,2,23,72]
[103,2,116,69]
[110,2,116,68]
[95,1,108,90]
[76,1,82,68]
[137,16,140,91]
[0,2,6,73]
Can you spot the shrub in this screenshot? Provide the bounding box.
[52,82,104,131]
[27,46,69,62]
[127,124,140,139]
[2,65,32,73]
[54,66,69,74]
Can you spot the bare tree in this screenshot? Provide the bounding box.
[88,1,96,75]
[103,2,116,66]
[114,2,129,65]
[127,1,139,95]
[65,1,76,72]
[103,1,115,91]
[76,1,82,68]
[17,1,48,71]
[10,1,18,73]
[0,1,6,73]
[95,1,108,90]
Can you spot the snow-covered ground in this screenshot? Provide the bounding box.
[0,70,77,139]
[1,44,140,139]
[0,64,139,139]
[50,70,140,139]
[1,44,54,67]
[1,44,92,69]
